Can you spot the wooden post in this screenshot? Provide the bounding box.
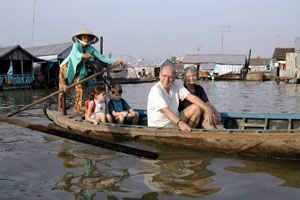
[21,60,24,83]
[31,60,34,83]
[99,36,111,95]
[62,92,67,115]
[100,36,103,54]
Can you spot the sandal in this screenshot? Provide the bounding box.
[74,109,83,114]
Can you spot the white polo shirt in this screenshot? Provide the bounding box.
[147,80,190,127]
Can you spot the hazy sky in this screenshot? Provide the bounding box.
[1,0,300,62]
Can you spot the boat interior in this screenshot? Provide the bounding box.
[45,103,300,130]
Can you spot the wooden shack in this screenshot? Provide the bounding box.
[272,47,295,78]
[0,45,43,90]
[285,38,300,80]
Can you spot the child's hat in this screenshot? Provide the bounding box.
[72,29,99,44]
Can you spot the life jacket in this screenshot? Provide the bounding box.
[85,99,108,117]
[85,99,96,117]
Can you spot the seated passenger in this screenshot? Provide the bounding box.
[147,65,214,132]
[108,84,139,125]
[85,85,113,124]
[179,66,224,129]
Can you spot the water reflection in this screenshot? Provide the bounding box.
[143,150,221,197]
[141,142,300,199]
[53,141,131,199]
[224,158,300,188]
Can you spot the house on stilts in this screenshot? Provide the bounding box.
[0,45,44,90]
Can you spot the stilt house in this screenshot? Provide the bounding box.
[0,45,43,90]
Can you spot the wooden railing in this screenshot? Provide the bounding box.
[0,74,34,86]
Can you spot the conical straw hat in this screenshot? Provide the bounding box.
[72,29,99,44]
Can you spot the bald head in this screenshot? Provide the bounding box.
[159,66,176,91]
[160,66,176,78]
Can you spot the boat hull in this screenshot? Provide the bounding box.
[44,106,300,160]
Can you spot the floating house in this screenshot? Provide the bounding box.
[248,57,272,72]
[126,59,162,78]
[272,47,295,78]
[26,42,73,87]
[0,45,43,90]
[285,38,300,79]
[184,54,246,79]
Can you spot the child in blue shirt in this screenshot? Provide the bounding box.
[108,84,139,124]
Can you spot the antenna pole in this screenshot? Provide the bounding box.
[32,0,36,46]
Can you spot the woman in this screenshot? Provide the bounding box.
[179,66,223,129]
[58,29,123,113]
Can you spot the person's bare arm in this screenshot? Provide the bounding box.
[185,94,214,125]
[161,107,191,132]
[112,111,128,117]
[85,106,98,125]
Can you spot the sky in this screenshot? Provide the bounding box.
[1,0,300,62]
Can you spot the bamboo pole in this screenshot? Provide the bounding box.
[86,59,112,90]
[8,64,117,117]
[0,115,158,159]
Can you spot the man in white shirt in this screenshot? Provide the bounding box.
[147,66,214,131]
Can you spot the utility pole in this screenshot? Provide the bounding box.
[275,35,281,46]
[219,25,231,54]
[32,0,36,46]
[197,44,202,54]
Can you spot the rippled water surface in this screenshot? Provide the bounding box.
[1,81,300,199]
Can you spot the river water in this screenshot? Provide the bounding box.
[1,80,300,199]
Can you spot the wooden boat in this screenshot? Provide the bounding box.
[214,73,241,81]
[44,103,300,160]
[246,72,264,81]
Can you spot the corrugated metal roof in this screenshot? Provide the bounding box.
[128,58,163,67]
[295,37,300,52]
[160,59,175,69]
[26,42,73,57]
[0,45,18,58]
[0,45,43,61]
[272,47,295,60]
[200,63,215,70]
[184,54,246,65]
[249,58,271,66]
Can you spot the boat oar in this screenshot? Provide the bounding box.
[86,59,112,90]
[8,65,117,117]
[0,115,159,159]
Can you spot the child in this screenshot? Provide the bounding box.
[108,84,139,125]
[58,28,123,113]
[85,85,113,125]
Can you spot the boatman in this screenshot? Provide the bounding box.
[58,29,123,113]
[147,65,214,132]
